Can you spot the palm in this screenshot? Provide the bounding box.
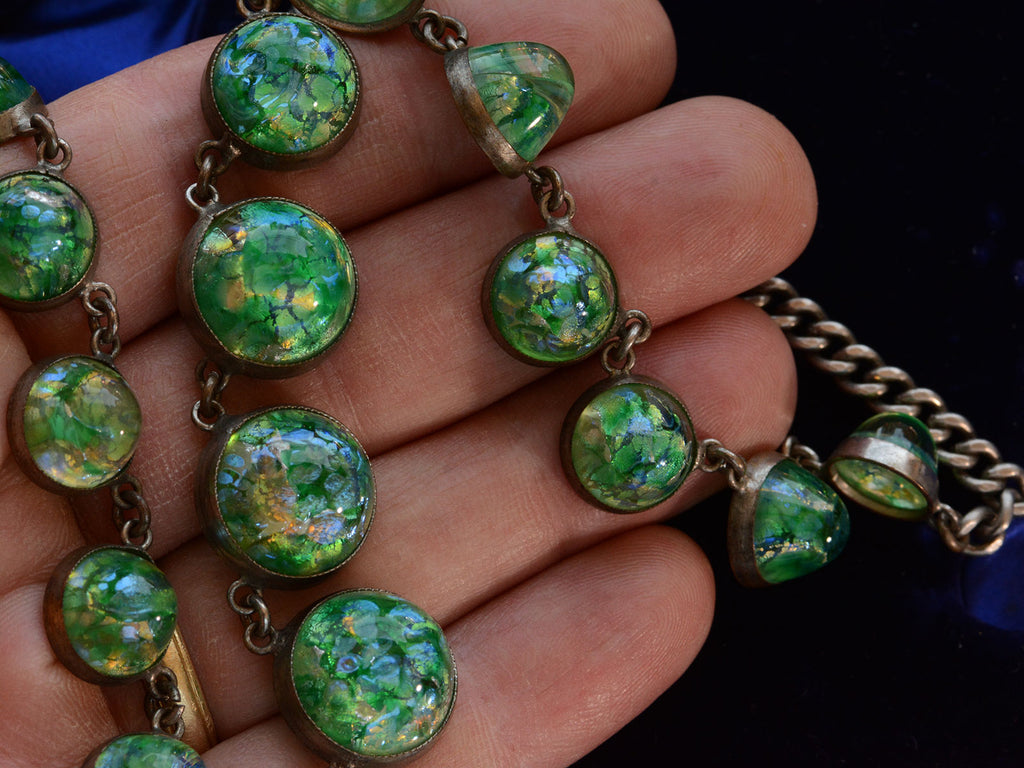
[0,0,815,765]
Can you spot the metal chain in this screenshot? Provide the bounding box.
[698,438,748,491]
[525,165,577,224]
[410,8,468,54]
[80,282,122,359]
[227,580,281,655]
[192,359,231,431]
[29,113,73,172]
[191,137,240,208]
[743,276,1024,554]
[600,310,652,375]
[235,0,277,17]
[144,665,186,739]
[780,435,823,473]
[111,474,154,550]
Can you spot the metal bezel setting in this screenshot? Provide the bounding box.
[273,589,458,766]
[444,46,530,178]
[195,405,376,589]
[6,353,137,494]
[291,0,425,35]
[0,168,98,312]
[177,196,358,379]
[560,374,697,513]
[201,12,361,170]
[43,545,172,685]
[726,451,788,589]
[825,435,938,520]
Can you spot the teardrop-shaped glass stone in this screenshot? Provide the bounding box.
[830,412,937,515]
[0,56,33,111]
[295,0,422,27]
[467,42,574,162]
[753,459,850,583]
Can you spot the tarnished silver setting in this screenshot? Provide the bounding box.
[272,589,458,767]
[825,435,938,521]
[0,88,46,143]
[6,353,135,494]
[292,0,425,34]
[559,373,695,513]
[195,405,376,589]
[726,451,787,589]
[0,168,98,312]
[43,545,167,685]
[200,12,361,170]
[481,224,621,367]
[176,196,358,379]
[444,46,529,178]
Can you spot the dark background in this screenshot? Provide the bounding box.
[4,1,1022,766]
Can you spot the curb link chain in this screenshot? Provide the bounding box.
[743,276,1023,555]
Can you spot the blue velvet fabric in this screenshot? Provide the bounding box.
[0,0,237,101]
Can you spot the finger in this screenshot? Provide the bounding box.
[59,95,813,557]
[148,298,792,736]
[2,0,676,357]
[199,525,714,768]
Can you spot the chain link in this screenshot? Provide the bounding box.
[600,310,652,375]
[780,436,823,473]
[192,359,231,431]
[410,8,468,54]
[80,282,122,359]
[743,276,1024,554]
[697,439,748,491]
[236,0,277,17]
[525,165,576,224]
[227,580,281,655]
[192,137,240,207]
[111,474,153,550]
[144,665,186,739]
[28,113,73,172]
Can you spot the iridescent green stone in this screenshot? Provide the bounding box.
[752,459,850,584]
[23,356,141,490]
[289,591,455,758]
[216,408,374,578]
[62,548,177,679]
[568,379,696,512]
[90,733,204,768]
[0,56,34,111]
[298,0,420,26]
[467,42,574,162]
[210,14,358,156]
[0,171,95,305]
[489,231,618,364]
[192,199,356,368]
[830,413,937,514]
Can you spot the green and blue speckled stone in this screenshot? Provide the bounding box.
[20,356,141,491]
[210,407,374,581]
[487,230,618,364]
[86,733,204,768]
[0,171,96,307]
[750,459,850,584]
[466,42,574,162]
[281,590,456,760]
[829,412,937,517]
[59,547,177,680]
[208,14,359,159]
[0,55,34,112]
[564,377,696,512]
[189,198,356,372]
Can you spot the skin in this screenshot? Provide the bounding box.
[0,0,816,766]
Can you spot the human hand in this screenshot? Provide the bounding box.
[0,0,815,765]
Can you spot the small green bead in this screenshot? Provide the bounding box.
[211,14,358,156]
[23,356,141,490]
[831,413,937,513]
[569,380,696,511]
[299,0,419,25]
[290,591,455,758]
[0,171,96,304]
[63,548,177,679]
[0,56,34,111]
[752,459,850,584]
[192,199,356,368]
[216,408,374,578]
[467,42,574,162]
[91,733,204,768]
[489,231,617,364]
